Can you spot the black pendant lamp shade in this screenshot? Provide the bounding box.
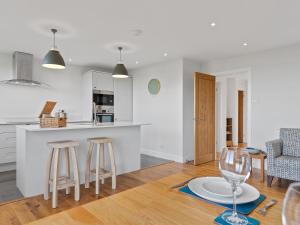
[112,63,128,78]
[112,47,128,78]
[42,29,66,69]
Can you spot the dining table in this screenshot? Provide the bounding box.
[26,164,285,225]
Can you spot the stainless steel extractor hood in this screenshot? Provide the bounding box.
[0,51,46,87]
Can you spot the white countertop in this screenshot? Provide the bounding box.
[17,121,149,131]
[0,117,88,125]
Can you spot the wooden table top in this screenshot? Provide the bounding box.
[250,151,267,159]
[27,164,285,225]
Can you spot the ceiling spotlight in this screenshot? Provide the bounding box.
[163,53,168,57]
[131,29,143,37]
[243,42,248,46]
[136,61,139,64]
[211,22,216,27]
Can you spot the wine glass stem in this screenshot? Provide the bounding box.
[232,184,237,217]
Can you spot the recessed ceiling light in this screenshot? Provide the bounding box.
[164,53,168,57]
[135,61,139,64]
[130,29,143,37]
[210,22,216,27]
[243,42,248,46]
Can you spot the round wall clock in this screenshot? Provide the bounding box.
[148,79,160,95]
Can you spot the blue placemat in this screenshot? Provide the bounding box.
[179,185,265,215]
[215,210,260,225]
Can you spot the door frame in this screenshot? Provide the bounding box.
[214,68,252,152]
[238,90,244,143]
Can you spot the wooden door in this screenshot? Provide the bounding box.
[194,73,215,165]
[238,90,244,143]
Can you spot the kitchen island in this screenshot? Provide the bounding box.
[16,122,147,197]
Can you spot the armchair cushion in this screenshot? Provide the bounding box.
[280,128,300,157]
[273,156,300,181]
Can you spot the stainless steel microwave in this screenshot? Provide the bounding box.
[93,90,114,106]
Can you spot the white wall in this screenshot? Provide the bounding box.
[216,79,227,151]
[201,43,300,152]
[0,52,107,121]
[131,59,183,162]
[182,59,202,161]
[131,58,201,162]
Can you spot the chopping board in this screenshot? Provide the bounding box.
[39,101,57,118]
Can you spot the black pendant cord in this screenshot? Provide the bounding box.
[118,47,123,62]
[51,28,58,49]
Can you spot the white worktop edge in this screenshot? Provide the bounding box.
[17,122,150,132]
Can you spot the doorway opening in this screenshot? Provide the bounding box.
[215,68,251,153]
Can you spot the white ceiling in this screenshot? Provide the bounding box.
[1,0,300,69]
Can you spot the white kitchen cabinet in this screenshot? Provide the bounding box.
[82,70,133,122]
[92,71,114,91]
[114,78,133,121]
[82,70,114,121]
[0,125,16,171]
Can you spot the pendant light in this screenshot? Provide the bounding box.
[112,47,128,78]
[42,29,66,69]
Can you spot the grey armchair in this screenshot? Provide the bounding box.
[266,128,300,187]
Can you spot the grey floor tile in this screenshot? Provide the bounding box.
[140,154,172,169]
[0,170,23,203]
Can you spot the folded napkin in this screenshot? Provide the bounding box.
[179,186,265,215]
[215,210,260,225]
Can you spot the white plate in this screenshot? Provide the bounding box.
[188,177,260,204]
[202,180,243,198]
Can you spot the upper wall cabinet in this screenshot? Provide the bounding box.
[92,72,114,91]
[114,78,133,121]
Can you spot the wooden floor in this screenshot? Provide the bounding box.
[0,161,289,225]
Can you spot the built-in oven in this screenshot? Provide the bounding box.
[95,113,114,123]
[93,90,114,106]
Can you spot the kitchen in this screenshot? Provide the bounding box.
[0,50,168,202]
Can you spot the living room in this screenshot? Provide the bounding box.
[1,1,300,225]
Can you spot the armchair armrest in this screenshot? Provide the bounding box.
[266,139,282,160]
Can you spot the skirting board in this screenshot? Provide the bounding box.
[141,148,184,163]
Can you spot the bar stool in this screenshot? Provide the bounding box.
[44,140,80,208]
[85,137,116,194]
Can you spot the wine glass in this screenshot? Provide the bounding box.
[219,147,251,225]
[282,182,300,225]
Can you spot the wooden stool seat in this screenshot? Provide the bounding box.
[87,137,113,144]
[85,137,116,194]
[48,140,80,148]
[44,140,80,208]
